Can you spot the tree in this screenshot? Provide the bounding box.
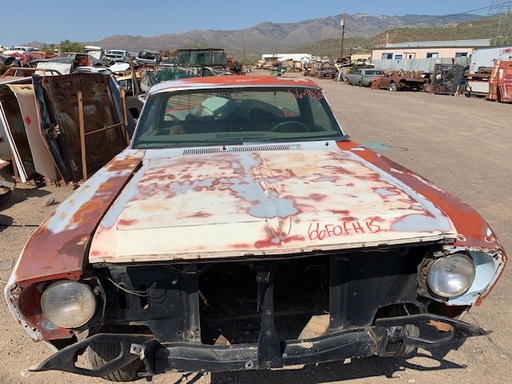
[59,40,85,53]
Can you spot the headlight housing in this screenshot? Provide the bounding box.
[427,253,476,298]
[41,280,96,328]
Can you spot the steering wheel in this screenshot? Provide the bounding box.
[269,121,311,132]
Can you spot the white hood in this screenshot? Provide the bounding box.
[89,149,456,263]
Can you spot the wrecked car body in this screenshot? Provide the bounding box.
[371,70,425,92]
[0,76,56,191]
[32,72,130,183]
[487,60,512,103]
[0,71,133,205]
[4,75,507,382]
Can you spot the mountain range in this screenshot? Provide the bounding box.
[91,13,483,55]
[28,13,484,59]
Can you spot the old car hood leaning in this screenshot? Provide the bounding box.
[89,148,457,263]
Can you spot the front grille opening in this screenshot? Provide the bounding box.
[198,257,330,345]
[139,284,149,309]
[118,283,128,311]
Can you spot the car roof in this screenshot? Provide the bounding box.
[106,50,128,54]
[149,75,323,95]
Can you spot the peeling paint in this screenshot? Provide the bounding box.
[88,148,460,263]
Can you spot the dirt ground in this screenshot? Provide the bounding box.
[0,71,511,384]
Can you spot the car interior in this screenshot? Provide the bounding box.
[132,87,343,148]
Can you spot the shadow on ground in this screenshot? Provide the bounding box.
[206,342,466,384]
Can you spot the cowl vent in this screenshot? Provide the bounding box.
[183,144,304,155]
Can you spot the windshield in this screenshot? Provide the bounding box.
[132,86,345,148]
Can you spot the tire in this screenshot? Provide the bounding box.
[389,82,397,92]
[88,341,143,382]
[378,304,422,358]
[383,323,420,357]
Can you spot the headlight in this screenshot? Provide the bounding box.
[427,253,476,298]
[41,280,96,328]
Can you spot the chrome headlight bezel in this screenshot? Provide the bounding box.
[41,280,96,328]
[426,253,476,299]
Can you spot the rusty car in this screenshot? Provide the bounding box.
[4,75,507,382]
[371,70,425,91]
[0,71,134,209]
[313,63,337,79]
[487,59,512,103]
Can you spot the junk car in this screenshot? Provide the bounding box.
[104,49,132,63]
[314,64,337,79]
[135,50,161,67]
[4,75,507,382]
[371,70,425,91]
[344,68,385,86]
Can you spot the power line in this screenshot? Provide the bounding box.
[487,0,512,44]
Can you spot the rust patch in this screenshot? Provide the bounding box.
[338,140,506,252]
[10,151,144,286]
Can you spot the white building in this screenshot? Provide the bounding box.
[371,39,492,73]
[261,53,312,68]
[371,39,491,61]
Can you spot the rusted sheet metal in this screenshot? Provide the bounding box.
[6,83,57,180]
[339,140,504,252]
[7,150,145,287]
[150,74,322,95]
[89,148,458,263]
[6,151,144,341]
[6,284,74,341]
[0,78,40,182]
[488,60,512,103]
[340,140,508,304]
[32,73,128,183]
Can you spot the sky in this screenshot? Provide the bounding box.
[0,0,499,47]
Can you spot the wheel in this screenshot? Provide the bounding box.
[382,323,419,357]
[431,84,441,94]
[389,82,397,92]
[270,121,311,132]
[378,304,422,358]
[88,341,143,382]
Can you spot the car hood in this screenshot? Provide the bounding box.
[89,148,457,263]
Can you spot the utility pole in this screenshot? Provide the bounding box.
[340,12,346,57]
[487,0,512,45]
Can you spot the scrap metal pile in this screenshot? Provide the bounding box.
[0,70,133,204]
[0,46,239,204]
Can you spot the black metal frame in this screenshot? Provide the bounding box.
[31,245,489,379]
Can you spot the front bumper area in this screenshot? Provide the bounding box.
[32,314,488,378]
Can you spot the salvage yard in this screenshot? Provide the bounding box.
[0,72,511,384]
